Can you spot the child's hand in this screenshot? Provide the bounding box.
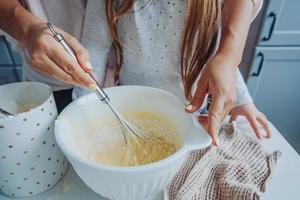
[230,102,271,139]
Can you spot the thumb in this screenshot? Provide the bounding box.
[185,81,207,113]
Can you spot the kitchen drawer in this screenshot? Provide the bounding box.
[0,67,22,85]
[0,36,13,66]
[258,0,300,46]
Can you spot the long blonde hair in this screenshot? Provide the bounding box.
[106,0,221,100]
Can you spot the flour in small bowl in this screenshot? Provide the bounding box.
[0,101,38,117]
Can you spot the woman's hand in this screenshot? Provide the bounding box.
[0,3,93,87]
[230,102,271,139]
[186,54,237,146]
[24,23,94,87]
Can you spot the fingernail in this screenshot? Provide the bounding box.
[185,104,193,111]
[89,83,97,90]
[214,138,220,146]
[86,61,93,70]
[259,136,262,141]
[258,134,262,140]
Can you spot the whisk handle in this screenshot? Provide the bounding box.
[88,73,110,103]
[47,23,110,103]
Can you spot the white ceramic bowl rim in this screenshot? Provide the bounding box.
[55,85,204,173]
[0,82,52,123]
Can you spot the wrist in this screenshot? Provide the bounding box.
[212,52,240,70]
[11,5,43,44]
[217,26,244,67]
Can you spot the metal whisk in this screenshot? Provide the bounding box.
[47,23,148,147]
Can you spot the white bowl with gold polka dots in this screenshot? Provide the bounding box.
[0,82,68,198]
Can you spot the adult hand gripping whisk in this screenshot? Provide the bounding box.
[47,23,161,154]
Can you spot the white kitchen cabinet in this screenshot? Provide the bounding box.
[247,47,300,153]
[258,0,300,46]
[245,0,300,153]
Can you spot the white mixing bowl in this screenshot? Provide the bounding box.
[55,86,211,200]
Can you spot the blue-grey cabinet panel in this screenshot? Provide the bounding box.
[258,0,300,46]
[247,47,300,153]
[12,50,22,65]
[0,67,21,85]
[0,36,13,65]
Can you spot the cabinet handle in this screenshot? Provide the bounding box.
[251,52,264,77]
[262,12,277,41]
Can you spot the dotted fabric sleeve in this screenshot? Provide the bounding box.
[166,123,281,200]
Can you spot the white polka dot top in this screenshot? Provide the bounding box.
[18,0,262,105]
[101,0,254,105]
[117,1,187,100]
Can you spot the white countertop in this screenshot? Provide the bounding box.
[236,118,300,200]
[1,117,299,200]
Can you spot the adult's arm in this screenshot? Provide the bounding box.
[0,0,94,87]
[217,0,259,65]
